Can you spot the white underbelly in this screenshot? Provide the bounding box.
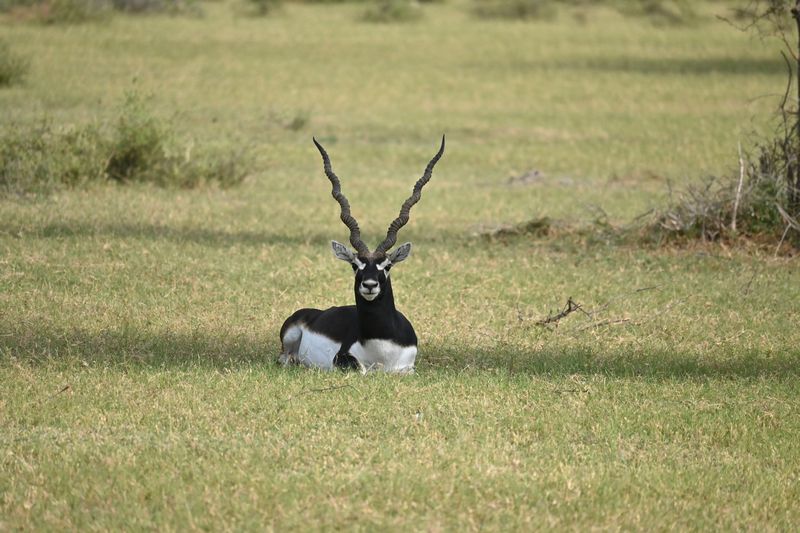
[296,328,339,370]
[350,339,417,374]
[283,326,416,373]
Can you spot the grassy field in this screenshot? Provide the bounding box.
[2,1,800,530]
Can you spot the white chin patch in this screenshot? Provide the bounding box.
[359,289,380,301]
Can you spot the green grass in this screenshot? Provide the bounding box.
[0,38,29,86]
[2,1,800,530]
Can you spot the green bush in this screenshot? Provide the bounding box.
[241,0,283,17]
[0,122,107,195]
[0,0,199,23]
[616,0,696,26]
[106,92,250,188]
[0,40,30,87]
[178,148,251,189]
[362,0,423,23]
[0,93,250,196]
[472,0,556,20]
[0,0,38,15]
[284,0,365,3]
[38,0,112,24]
[650,138,798,245]
[471,0,697,23]
[106,92,171,183]
[110,0,202,15]
[742,140,789,235]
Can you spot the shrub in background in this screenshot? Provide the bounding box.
[106,92,171,183]
[110,0,202,15]
[0,92,250,196]
[179,148,251,189]
[0,0,199,23]
[0,40,30,87]
[0,122,107,195]
[472,0,556,20]
[618,0,696,25]
[471,0,696,23]
[106,91,249,188]
[37,0,112,23]
[362,0,423,23]
[242,0,282,16]
[649,138,798,247]
[650,1,800,248]
[283,0,364,3]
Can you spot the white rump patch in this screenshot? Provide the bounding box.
[279,324,303,365]
[350,339,417,374]
[283,325,302,345]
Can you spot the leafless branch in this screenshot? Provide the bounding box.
[49,384,71,400]
[775,224,792,256]
[779,50,795,137]
[635,285,660,293]
[776,202,800,230]
[732,141,746,232]
[535,297,582,327]
[303,384,354,394]
[774,202,800,256]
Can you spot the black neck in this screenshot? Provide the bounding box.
[354,277,398,340]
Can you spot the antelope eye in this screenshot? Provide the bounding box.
[351,263,358,272]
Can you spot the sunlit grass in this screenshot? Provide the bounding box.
[1,1,799,530]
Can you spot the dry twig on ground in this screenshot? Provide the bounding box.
[535,297,583,327]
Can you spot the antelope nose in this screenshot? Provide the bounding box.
[362,280,378,290]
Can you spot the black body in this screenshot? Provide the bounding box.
[279,254,417,369]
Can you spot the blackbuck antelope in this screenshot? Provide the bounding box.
[279,136,445,373]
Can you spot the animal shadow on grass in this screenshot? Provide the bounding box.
[420,343,800,381]
[3,321,798,380]
[2,323,272,370]
[579,56,786,76]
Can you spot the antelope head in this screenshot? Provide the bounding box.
[313,136,445,303]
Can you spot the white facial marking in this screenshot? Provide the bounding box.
[359,290,379,301]
[353,257,366,270]
[359,276,380,301]
[376,258,391,271]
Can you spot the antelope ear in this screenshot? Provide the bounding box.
[331,241,356,263]
[388,242,412,265]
